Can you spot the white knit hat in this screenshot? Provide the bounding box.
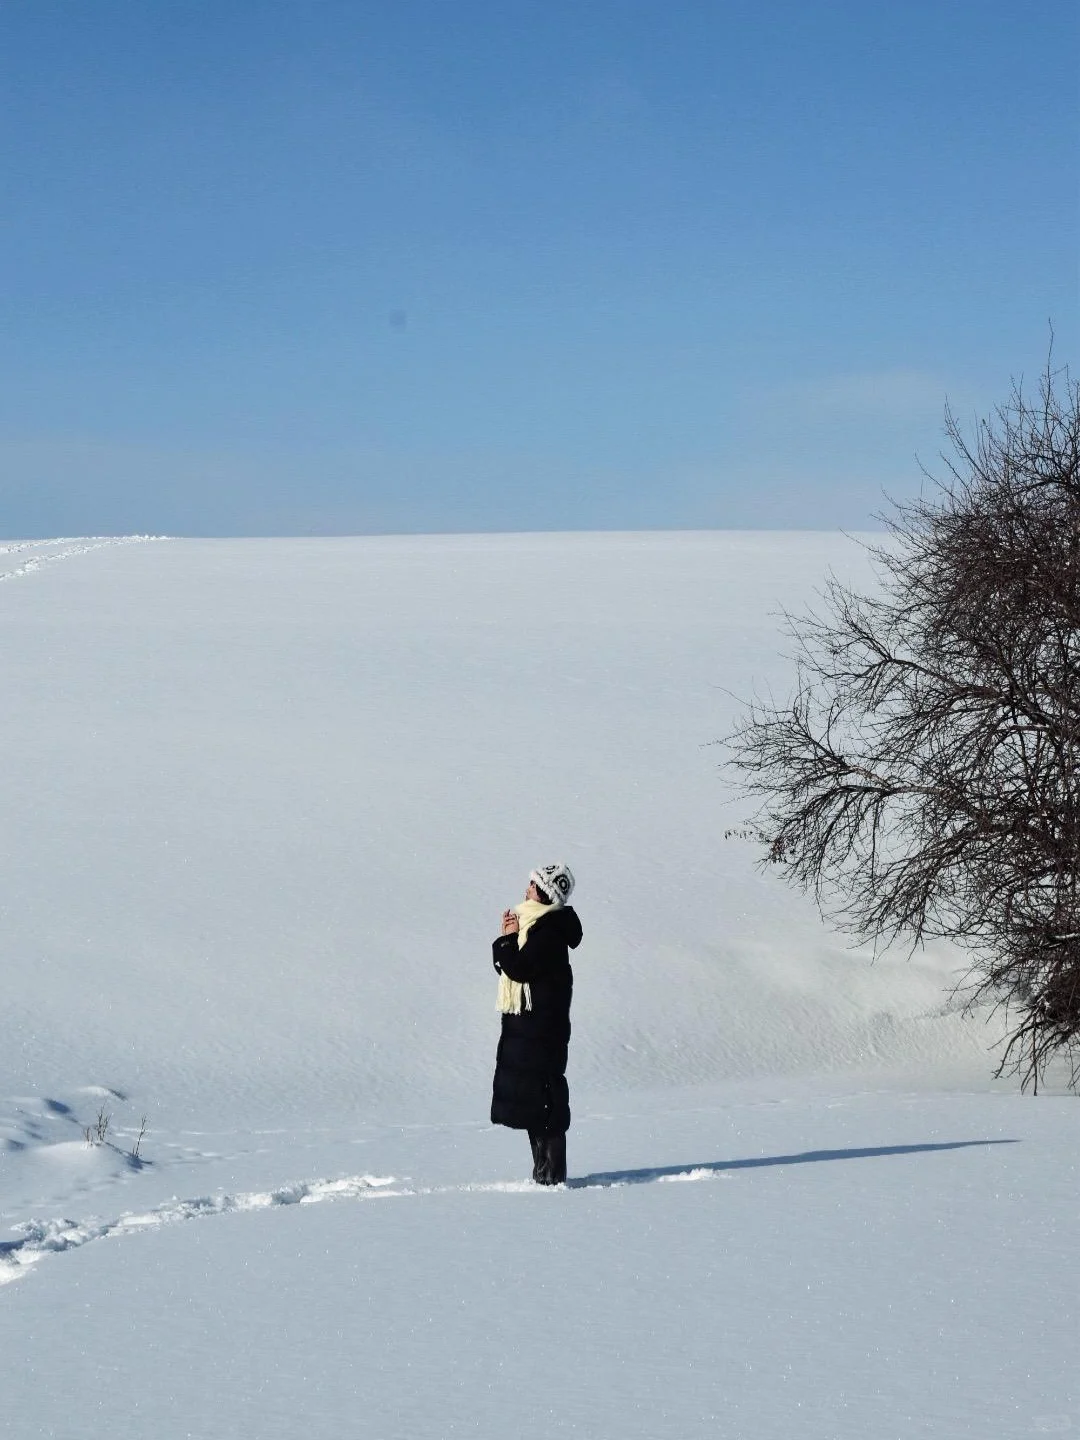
[530,862,575,905]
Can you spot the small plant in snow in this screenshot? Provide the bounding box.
[84,1105,111,1147]
[130,1116,148,1161]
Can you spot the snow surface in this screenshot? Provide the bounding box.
[0,533,1075,1439]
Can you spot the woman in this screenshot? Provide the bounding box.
[490,863,582,1185]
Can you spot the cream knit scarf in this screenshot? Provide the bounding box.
[497,900,559,1015]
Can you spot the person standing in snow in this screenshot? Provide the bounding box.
[490,863,582,1185]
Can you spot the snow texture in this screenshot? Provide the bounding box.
[0,533,1074,1439]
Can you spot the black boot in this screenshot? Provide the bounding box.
[531,1130,566,1185]
[528,1129,545,1182]
[544,1130,567,1185]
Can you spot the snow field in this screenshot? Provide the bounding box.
[0,533,996,1125]
[1,1088,1074,1439]
[0,533,1074,1438]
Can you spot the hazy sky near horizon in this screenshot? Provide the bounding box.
[1,0,1077,537]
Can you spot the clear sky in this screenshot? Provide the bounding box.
[1,0,1077,536]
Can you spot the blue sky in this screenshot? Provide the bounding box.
[1,0,1077,535]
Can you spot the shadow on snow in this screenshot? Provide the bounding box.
[566,1139,1018,1190]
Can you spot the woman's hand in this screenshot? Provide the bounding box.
[501,909,520,936]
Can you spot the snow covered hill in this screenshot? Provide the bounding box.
[0,533,995,1124]
[0,534,1071,1440]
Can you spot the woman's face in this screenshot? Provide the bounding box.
[526,880,543,902]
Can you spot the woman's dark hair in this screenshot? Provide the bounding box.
[533,883,553,905]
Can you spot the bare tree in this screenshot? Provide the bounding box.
[726,358,1080,1091]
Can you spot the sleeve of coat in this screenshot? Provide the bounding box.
[492,922,570,983]
[492,934,517,974]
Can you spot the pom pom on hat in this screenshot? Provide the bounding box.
[530,862,575,905]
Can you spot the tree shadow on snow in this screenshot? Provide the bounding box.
[566,1139,1018,1190]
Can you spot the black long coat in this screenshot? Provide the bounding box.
[490,905,582,1132]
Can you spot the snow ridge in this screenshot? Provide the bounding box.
[0,1173,399,1283]
[4,1138,1005,1286]
[0,1163,734,1284]
[0,535,166,583]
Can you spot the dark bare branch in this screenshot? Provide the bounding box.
[725,359,1080,1090]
